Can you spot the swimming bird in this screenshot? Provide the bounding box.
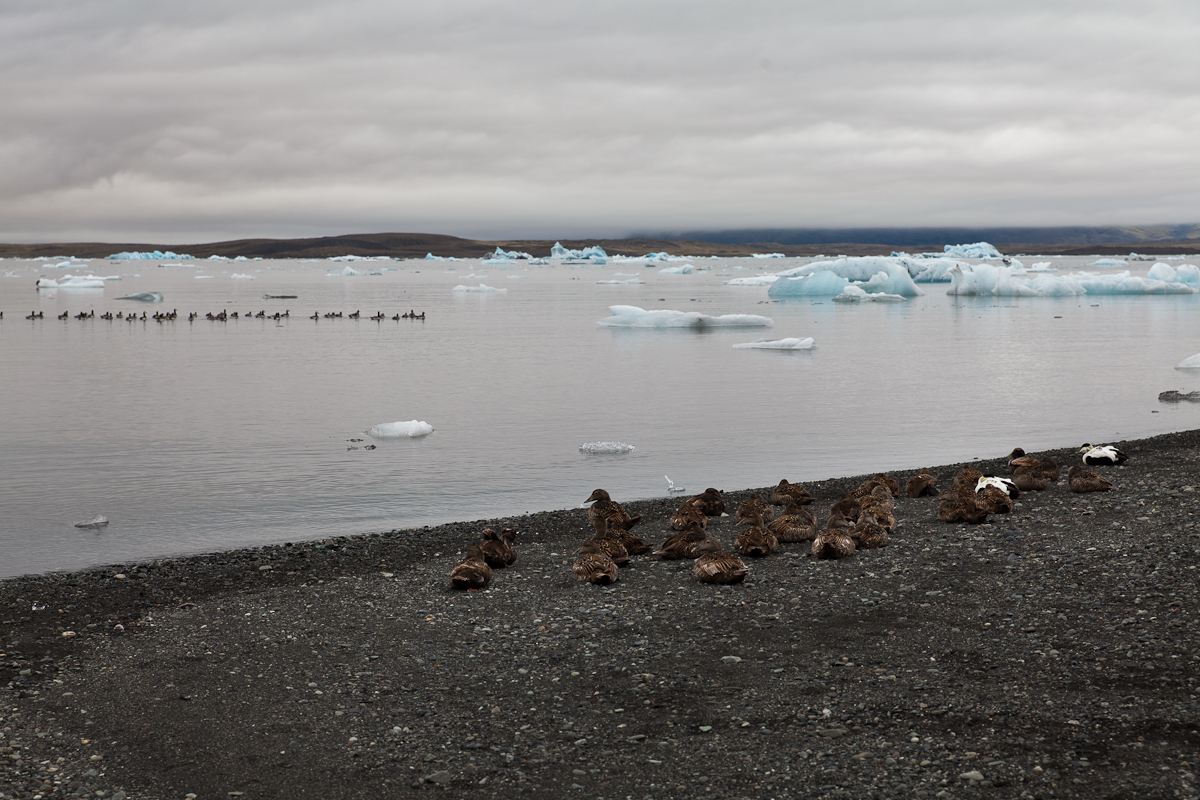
[769,479,814,506]
[478,527,518,568]
[1078,443,1128,466]
[1068,465,1117,493]
[573,541,618,585]
[692,538,748,584]
[583,489,642,531]
[449,547,492,590]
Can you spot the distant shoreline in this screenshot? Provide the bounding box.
[2,230,1199,261]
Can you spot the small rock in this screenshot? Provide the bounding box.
[426,771,452,785]
[720,656,743,664]
[959,770,985,781]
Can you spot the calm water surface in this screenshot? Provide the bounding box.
[3,254,1200,577]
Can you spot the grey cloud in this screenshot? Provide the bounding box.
[2,1,1198,242]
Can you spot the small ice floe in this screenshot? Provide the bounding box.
[328,266,364,276]
[831,285,906,303]
[732,337,815,350]
[37,276,106,289]
[74,515,109,529]
[463,273,488,279]
[658,264,694,274]
[230,273,254,280]
[595,278,644,285]
[116,291,164,302]
[579,441,635,454]
[366,420,435,438]
[665,475,687,494]
[1090,258,1127,267]
[724,275,779,286]
[452,283,506,293]
[597,305,772,328]
[752,253,786,259]
[1175,353,1200,369]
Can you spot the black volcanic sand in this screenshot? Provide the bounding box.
[3,432,1199,800]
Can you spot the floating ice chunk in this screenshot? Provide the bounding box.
[613,272,640,277]
[116,291,164,302]
[947,264,1195,296]
[108,250,193,260]
[768,270,849,297]
[195,275,213,279]
[595,279,644,285]
[424,253,459,261]
[767,258,923,297]
[489,246,533,260]
[732,337,815,350]
[230,273,254,280]
[507,274,526,279]
[724,275,779,286]
[208,255,230,261]
[658,264,694,274]
[328,266,363,276]
[37,276,106,289]
[597,305,772,328]
[481,258,514,265]
[579,441,635,454]
[832,285,906,303]
[1147,262,1200,286]
[74,515,108,529]
[1090,258,1127,267]
[452,284,507,293]
[752,253,785,259]
[462,273,488,279]
[551,242,608,264]
[329,254,391,262]
[939,242,1002,259]
[1028,261,1057,273]
[366,420,435,438]
[1175,352,1200,369]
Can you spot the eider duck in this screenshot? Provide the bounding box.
[449,547,492,590]
[1007,448,1060,481]
[652,521,707,559]
[938,489,989,524]
[734,514,778,557]
[811,526,856,559]
[583,489,642,531]
[589,516,633,565]
[1078,444,1128,466]
[975,486,1014,514]
[769,479,814,506]
[1011,472,1050,492]
[688,487,727,517]
[478,527,517,568]
[669,498,708,531]
[692,538,748,584]
[573,541,619,585]
[1068,465,1117,493]
[767,499,819,542]
[976,476,1019,498]
[905,471,939,498]
[848,519,889,549]
[735,495,774,525]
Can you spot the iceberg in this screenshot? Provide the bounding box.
[424,253,459,261]
[366,420,435,438]
[831,285,906,303]
[481,258,515,265]
[724,275,779,287]
[732,337,815,350]
[329,254,391,262]
[230,273,254,280]
[609,251,675,263]
[940,242,1002,259]
[658,264,695,274]
[551,242,608,264]
[74,515,109,529]
[490,246,533,260]
[107,250,193,260]
[116,291,164,302]
[595,279,644,285]
[948,263,1197,296]
[208,255,231,261]
[752,253,786,259]
[597,305,772,328]
[1175,353,1200,369]
[37,276,106,289]
[1147,263,1200,286]
[452,284,507,293]
[766,258,924,298]
[1090,258,1127,267]
[579,441,635,454]
[328,266,364,276]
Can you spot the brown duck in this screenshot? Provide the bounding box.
[769,479,814,506]
[669,499,708,531]
[449,547,493,590]
[812,526,856,559]
[478,527,518,568]
[584,489,642,530]
[589,517,631,566]
[849,519,889,549]
[688,487,727,516]
[652,521,707,559]
[1068,465,1117,493]
[573,541,619,585]
[734,514,778,557]
[1007,448,1060,481]
[736,495,774,525]
[905,471,939,498]
[767,499,819,542]
[938,488,989,524]
[693,538,749,584]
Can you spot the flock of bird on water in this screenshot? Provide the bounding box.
[14,309,426,322]
[448,443,1128,591]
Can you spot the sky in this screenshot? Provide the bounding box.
[3,0,1199,244]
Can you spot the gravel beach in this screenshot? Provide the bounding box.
[3,431,1199,800]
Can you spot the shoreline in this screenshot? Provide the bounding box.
[3,430,1199,799]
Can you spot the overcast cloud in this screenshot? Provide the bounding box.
[2,0,1198,243]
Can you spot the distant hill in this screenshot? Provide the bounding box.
[2,225,1198,260]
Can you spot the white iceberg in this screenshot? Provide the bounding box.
[595,279,644,285]
[366,420,435,438]
[329,254,390,262]
[948,263,1197,296]
[37,276,106,289]
[328,266,364,276]
[752,253,786,259]
[766,258,924,298]
[230,273,254,280]
[732,337,815,350]
[489,246,533,260]
[941,242,1003,259]
[116,291,164,302]
[1090,258,1127,267]
[481,258,515,265]
[452,284,507,293]
[1147,262,1200,286]
[208,255,231,261]
[107,250,193,260]
[831,285,906,303]
[1175,353,1200,369]
[579,441,635,454]
[597,305,772,328]
[551,242,608,264]
[724,275,780,287]
[658,264,695,274]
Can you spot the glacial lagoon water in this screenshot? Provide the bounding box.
[3,252,1200,578]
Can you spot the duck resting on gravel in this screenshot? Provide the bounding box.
[583,489,642,531]
[692,538,748,584]
[478,527,517,568]
[449,547,493,590]
[1068,465,1117,493]
[573,541,619,585]
[1077,443,1128,466]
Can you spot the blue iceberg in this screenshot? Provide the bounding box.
[598,305,772,328]
[947,263,1198,296]
[551,243,608,264]
[107,250,193,260]
[767,258,924,298]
